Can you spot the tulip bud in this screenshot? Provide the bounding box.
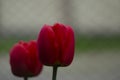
[37,23,75,66]
[10,40,43,78]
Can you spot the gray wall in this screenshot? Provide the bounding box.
[1,0,120,35]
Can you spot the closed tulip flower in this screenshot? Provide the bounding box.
[37,23,75,80]
[10,40,43,80]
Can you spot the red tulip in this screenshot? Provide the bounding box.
[37,23,75,66]
[10,40,43,77]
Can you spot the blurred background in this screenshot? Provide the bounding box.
[0,0,120,80]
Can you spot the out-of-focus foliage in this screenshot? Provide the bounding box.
[1,35,120,54]
[0,36,36,54]
[76,35,120,52]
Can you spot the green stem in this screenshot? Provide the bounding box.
[24,77,28,80]
[52,66,58,80]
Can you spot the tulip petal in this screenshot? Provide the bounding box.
[37,25,59,66]
[10,44,30,77]
[27,40,43,75]
[52,23,67,64]
[61,26,75,66]
[53,23,74,66]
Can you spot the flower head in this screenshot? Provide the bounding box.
[37,23,75,66]
[10,40,43,77]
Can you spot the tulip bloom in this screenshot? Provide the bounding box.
[10,40,43,79]
[37,23,75,66]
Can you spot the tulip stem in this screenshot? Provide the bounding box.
[52,66,58,80]
[24,77,28,80]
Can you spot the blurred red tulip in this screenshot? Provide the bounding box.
[10,40,43,77]
[37,23,75,66]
